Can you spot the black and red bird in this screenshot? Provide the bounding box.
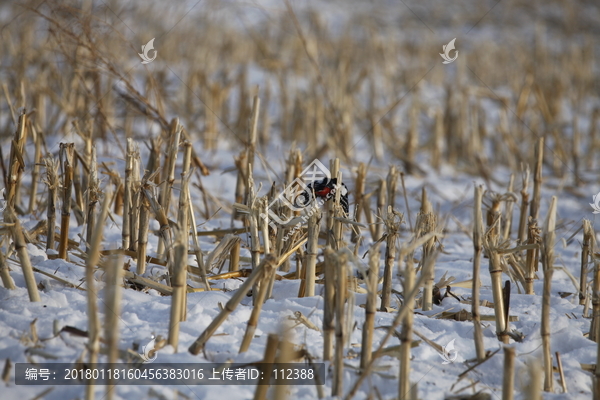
[296,177,349,215]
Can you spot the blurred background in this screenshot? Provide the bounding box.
[0,0,599,185]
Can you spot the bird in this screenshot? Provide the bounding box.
[296,177,349,215]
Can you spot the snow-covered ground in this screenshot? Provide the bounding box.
[2,163,599,399]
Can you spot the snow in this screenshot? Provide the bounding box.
[2,161,598,399]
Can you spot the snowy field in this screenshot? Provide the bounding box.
[1,1,600,399]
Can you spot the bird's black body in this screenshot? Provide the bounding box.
[296,177,349,215]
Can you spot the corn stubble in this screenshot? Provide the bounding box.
[0,2,596,399]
